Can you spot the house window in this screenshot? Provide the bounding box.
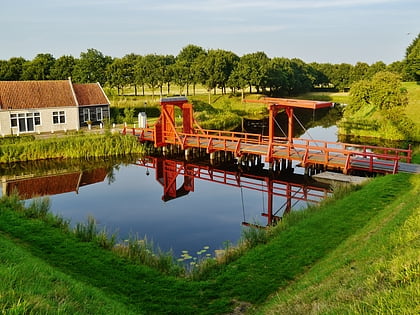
[53,111,65,124]
[10,112,41,133]
[96,108,103,121]
[83,108,90,122]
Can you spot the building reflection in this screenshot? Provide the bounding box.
[1,168,108,200]
[0,158,122,200]
[136,156,331,227]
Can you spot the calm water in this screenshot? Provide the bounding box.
[1,157,330,256]
[0,124,336,257]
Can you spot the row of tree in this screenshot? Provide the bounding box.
[1,34,418,97]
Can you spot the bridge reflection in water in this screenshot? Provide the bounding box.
[136,156,331,228]
[1,155,331,233]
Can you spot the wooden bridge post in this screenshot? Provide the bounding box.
[285,107,294,143]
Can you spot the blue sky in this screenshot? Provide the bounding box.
[1,0,419,64]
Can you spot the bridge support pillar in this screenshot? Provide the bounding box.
[210,152,216,163]
[185,148,191,160]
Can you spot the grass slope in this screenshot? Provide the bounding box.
[339,82,420,141]
[258,174,420,314]
[0,173,418,314]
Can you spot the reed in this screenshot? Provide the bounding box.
[73,216,117,250]
[113,234,184,276]
[0,133,145,163]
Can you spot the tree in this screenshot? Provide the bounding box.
[122,53,141,95]
[330,63,353,91]
[288,58,314,95]
[0,57,26,80]
[135,54,169,98]
[21,53,55,80]
[405,33,420,81]
[73,48,112,85]
[161,55,175,95]
[347,71,408,114]
[308,62,330,88]
[366,61,386,78]
[349,62,369,83]
[176,45,206,95]
[50,55,76,80]
[198,49,239,99]
[107,57,133,95]
[386,61,405,76]
[369,72,408,110]
[134,55,146,96]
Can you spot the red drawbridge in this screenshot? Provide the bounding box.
[124,97,414,175]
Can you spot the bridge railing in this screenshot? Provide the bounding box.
[343,143,412,163]
[346,151,400,174]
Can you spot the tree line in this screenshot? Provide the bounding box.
[1,34,418,97]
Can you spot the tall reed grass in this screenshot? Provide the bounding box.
[74,216,116,250]
[0,133,144,163]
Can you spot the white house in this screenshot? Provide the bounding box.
[0,78,110,136]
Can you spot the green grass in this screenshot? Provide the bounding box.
[338,81,420,141]
[1,171,418,314]
[0,235,135,314]
[258,174,420,315]
[0,133,144,163]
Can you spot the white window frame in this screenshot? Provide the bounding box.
[83,108,90,122]
[10,112,41,133]
[52,111,66,124]
[96,108,103,121]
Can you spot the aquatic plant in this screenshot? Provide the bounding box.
[73,216,117,250]
[113,234,183,276]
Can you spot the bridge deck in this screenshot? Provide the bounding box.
[126,128,415,174]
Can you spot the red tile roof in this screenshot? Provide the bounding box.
[0,80,76,110]
[0,80,110,110]
[72,83,109,106]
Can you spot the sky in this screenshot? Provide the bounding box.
[1,0,419,64]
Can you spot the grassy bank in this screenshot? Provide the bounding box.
[0,132,144,163]
[338,81,420,142]
[258,174,420,314]
[0,170,418,313]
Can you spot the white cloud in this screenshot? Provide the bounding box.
[147,0,400,12]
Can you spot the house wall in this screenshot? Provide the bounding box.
[78,105,110,126]
[0,107,79,136]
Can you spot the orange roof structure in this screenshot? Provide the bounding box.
[0,79,109,110]
[72,83,109,106]
[0,80,76,110]
[244,97,333,110]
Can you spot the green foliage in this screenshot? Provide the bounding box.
[369,72,408,110]
[347,71,408,114]
[197,110,242,130]
[72,48,112,85]
[405,32,420,81]
[21,53,55,80]
[74,216,116,250]
[241,225,270,248]
[0,133,144,163]
[123,107,135,124]
[114,234,183,276]
[341,71,416,140]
